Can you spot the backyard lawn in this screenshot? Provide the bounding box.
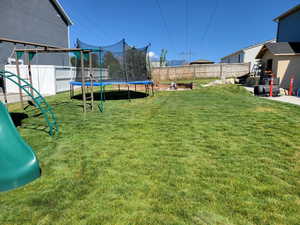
[1,83,300,225]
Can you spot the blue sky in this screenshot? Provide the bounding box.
[61,0,298,62]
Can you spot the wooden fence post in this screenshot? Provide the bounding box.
[15,52,24,109]
[174,67,177,81]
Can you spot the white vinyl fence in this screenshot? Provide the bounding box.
[4,65,108,96]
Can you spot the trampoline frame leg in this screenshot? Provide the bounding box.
[127,85,131,101]
[151,83,154,96]
[70,84,74,99]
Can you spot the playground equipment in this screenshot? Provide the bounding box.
[0,70,58,135]
[0,102,41,192]
[14,48,106,113]
[1,37,153,114]
[73,39,154,112]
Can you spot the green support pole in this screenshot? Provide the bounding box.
[0,70,58,136]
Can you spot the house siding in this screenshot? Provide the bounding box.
[0,0,69,67]
[221,45,264,71]
[243,45,264,71]
[276,56,300,90]
[277,10,300,42]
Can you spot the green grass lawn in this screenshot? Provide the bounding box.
[1,84,300,225]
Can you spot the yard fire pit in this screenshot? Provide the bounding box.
[155,82,194,91]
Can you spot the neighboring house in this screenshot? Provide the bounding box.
[189,59,214,65]
[256,42,300,91]
[221,40,274,71]
[274,4,300,42]
[0,0,72,67]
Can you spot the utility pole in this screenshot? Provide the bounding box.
[180,49,193,63]
[160,49,168,67]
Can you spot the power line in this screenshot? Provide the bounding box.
[155,0,174,50]
[200,0,219,43]
[185,0,189,61]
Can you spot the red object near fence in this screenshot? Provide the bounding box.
[289,78,294,96]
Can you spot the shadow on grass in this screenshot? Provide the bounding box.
[72,90,149,101]
[10,112,49,135]
[9,112,28,127]
[22,125,50,135]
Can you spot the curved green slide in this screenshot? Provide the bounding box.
[0,102,41,192]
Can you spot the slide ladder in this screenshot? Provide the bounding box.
[0,70,58,136]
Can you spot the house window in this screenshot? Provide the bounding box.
[266,59,273,71]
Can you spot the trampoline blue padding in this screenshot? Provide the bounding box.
[70,80,153,86]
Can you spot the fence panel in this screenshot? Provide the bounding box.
[151,63,250,81]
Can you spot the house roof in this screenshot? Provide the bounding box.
[50,0,73,25]
[189,59,214,64]
[256,42,300,58]
[221,40,274,60]
[273,4,300,22]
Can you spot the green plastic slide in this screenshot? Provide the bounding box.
[0,102,41,192]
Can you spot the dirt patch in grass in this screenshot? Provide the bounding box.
[254,106,279,113]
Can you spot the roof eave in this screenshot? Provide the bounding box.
[273,4,300,22]
[51,0,73,26]
[221,50,244,60]
[274,53,300,56]
[221,40,274,60]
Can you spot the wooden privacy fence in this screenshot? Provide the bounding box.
[151,63,250,81]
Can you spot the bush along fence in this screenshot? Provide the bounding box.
[151,63,250,81]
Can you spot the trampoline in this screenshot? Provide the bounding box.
[70,39,153,112]
[70,80,153,86]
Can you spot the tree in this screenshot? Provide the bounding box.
[160,49,168,67]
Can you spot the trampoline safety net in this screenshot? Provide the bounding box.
[73,39,151,83]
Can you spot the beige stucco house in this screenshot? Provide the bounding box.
[256,42,300,91]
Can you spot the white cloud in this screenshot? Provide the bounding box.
[147,51,157,59]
